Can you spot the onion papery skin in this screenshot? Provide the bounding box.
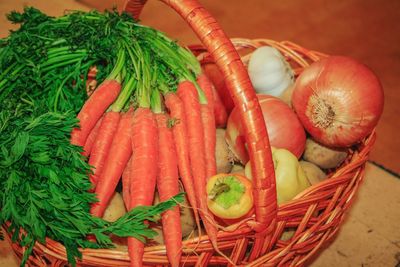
[292,56,384,147]
[225,94,306,164]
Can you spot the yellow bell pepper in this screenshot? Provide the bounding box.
[245,147,311,204]
[206,173,254,220]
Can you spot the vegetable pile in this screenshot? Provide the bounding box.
[291,56,384,147]
[0,6,385,267]
[0,7,218,267]
[226,94,306,163]
[208,44,384,209]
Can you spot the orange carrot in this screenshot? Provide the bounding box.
[122,156,132,210]
[202,64,235,114]
[127,107,158,267]
[82,116,102,157]
[200,104,217,179]
[197,74,217,179]
[197,74,215,109]
[164,93,200,229]
[90,109,133,218]
[155,113,182,267]
[71,79,121,147]
[176,81,219,249]
[88,111,121,187]
[211,85,228,128]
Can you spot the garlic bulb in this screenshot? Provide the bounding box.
[248,46,294,96]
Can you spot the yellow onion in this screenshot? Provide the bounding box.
[292,56,384,147]
[225,94,306,164]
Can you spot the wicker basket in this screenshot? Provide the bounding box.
[3,0,376,266]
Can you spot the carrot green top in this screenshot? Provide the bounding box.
[0,7,200,267]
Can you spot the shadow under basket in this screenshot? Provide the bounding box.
[3,0,377,266]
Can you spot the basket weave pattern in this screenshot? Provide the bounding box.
[3,1,376,266]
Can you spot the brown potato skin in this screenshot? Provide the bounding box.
[303,138,347,169]
[300,160,327,185]
[216,129,234,173]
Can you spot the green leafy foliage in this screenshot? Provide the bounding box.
[0,7,193,266]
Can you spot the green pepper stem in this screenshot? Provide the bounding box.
[208,183,231,201]
[208,176,245,209]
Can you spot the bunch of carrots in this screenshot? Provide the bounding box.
[69,28,228,267]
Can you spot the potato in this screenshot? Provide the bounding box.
[102,192,126,222]
[230,164,245,175]
[179,196,197,238]
[110,235,128,250]
[102,192,129,249]
[303,138,348,169]
[300,160,327,186]
[216,128,234,173]
[153,187,197,239]
[150,225,165,245]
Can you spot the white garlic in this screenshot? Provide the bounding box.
[248,46,294,96]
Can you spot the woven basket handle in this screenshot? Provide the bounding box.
[123,0,277,234]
